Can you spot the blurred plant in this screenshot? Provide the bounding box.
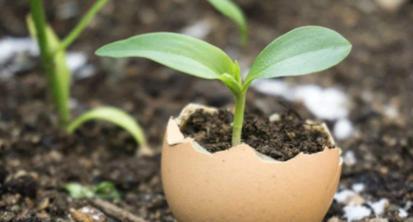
[207,0,248,44]
[65,181,121,201]
[96,26,351,145]
[28,0,108,126]
[28,0,151,155]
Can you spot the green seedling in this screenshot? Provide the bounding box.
[65,181,121,201]
[97,26,351,146]
[28,0,150,154]
[207,0,248,44]
[28,0,108,127]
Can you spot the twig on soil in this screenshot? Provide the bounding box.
[91,199,147,222]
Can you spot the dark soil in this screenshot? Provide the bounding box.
[181,109,335,161]
[1,0,413,221]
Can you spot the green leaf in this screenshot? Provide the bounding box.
[207,0,248,44]
[67,106,147,147]
[246,26,351,82]
[65,182,121,201]
[96,32,235,80]
[65,183,95,199]
[93,182,121,201]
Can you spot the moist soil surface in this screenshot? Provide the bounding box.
[1,0,413,221]
[181,109,335,161]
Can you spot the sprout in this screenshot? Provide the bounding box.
[65,181,121,201]
[207,0,248,44]
[28,0,151,155]
[96,26,351,146]
[28,0,109,127]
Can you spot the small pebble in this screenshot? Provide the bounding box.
[399,208,408,218]
[70,206,106,222]
[334,190,365,205]
[334,118,354,140]
[369,199,389,216]
[375,0,407,12]
[181,19,212,39]
[344,205,371,221]
[352,183,365,193]
[343,151,357,166]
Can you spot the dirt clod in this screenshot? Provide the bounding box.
[5,174,38,198]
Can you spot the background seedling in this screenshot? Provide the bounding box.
[96,26,351,146]
[207,0,248,44]
[65,181,121,201]
[28,0,108,127]
[28,0,150,155]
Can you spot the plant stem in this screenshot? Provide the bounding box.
[30,0,70,126]
[55,0,109,55]
[30,0,49,62]
[231,91,246,145]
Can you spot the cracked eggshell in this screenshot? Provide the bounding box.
[161,104,342,222]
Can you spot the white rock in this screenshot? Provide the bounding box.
[334,118,354,140]
[0,37,93,79]
[352,183,365,193]
[369,199,389,216]
[293,86,349,120]
[0,37,38,79]
[343,151,357,166]
[252,79,290,98]
[399,208,408,218]
[334,190,357,204]
[67,52,87,71]
[181,19,212,39]
[344,205,371,221]
[252,79,349,120]
[66,52,96,79]
[383,104,399,119]
[0,37,38,62]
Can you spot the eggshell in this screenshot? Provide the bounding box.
[162,104,342,222]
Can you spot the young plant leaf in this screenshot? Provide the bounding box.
[207,0,248,44]
[65,181,121,201]
[246,26,351,83]
[96,32,235,80]
[67,106,148,152]
[93,181,121,201]
[65,183,95,199]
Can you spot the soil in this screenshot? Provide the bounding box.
[1,0,413,221]
[180,109,335,161]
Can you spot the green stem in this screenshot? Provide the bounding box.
[30,0,50,69]
[231,91,246,146]
[54,0,108,55]
[30,0,70,126]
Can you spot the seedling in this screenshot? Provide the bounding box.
[65,181,121,201]
[28,0,150,154]
[28,0,109,126]
[207,0,248,44]
[96,26,351,146]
